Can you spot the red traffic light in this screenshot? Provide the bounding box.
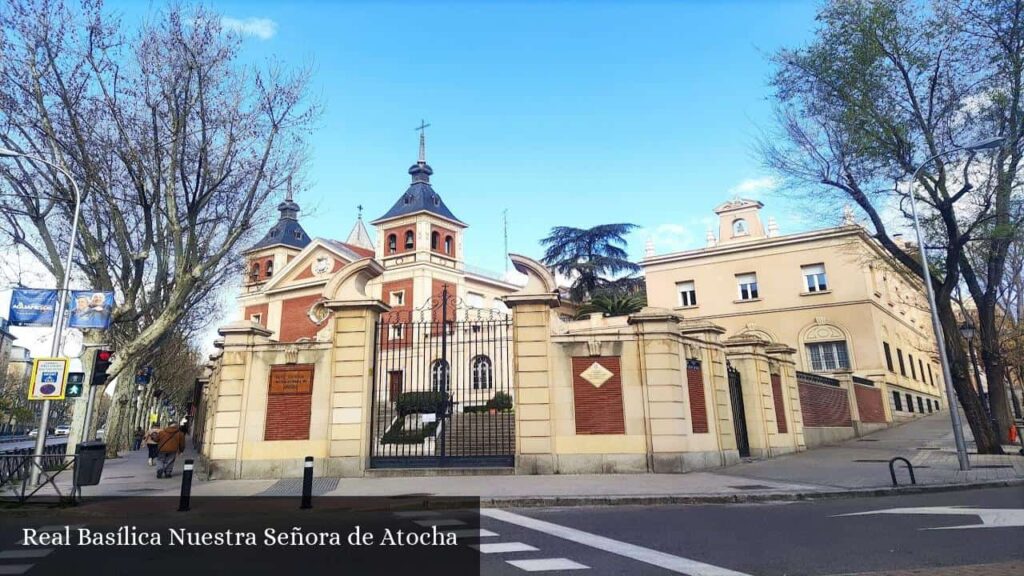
[96,350,113,362]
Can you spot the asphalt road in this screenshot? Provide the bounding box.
[0,487,1021,575]
[0,437,67,452]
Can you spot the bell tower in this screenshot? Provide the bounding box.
[714,198,766,245]
[242,178,311,293]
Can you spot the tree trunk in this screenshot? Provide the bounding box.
[937,300,1004,454]
[977,303,1015,444]
[66,331,107,454]
[103,359,139,458]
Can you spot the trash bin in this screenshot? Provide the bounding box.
[74,441,106,487]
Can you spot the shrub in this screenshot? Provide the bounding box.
[487,392,513,412]
[381,418,438,444]
[395,391,446,416]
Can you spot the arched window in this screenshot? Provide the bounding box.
[733,218,747,236]
[387,234,397,254]
[431,231,440,250]
[444,235,453,255]
[431,359,450,393]
[404,230,415,250]
[472,355,493,390]
[265,259,274,277]
[251,262,260,280]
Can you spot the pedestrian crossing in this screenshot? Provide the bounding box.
[1,525,82,575]
[393,509,590,573]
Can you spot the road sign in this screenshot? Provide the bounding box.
[28,358,70,400]
[66,372,85,398]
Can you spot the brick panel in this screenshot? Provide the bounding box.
[264,394,312,440]
[771,373,788,433]
[430,224,456,257]
[244,303,269,328]
[572,356,625,435]
[279,294,323,341]
[686,360,708,433]
[855,384,886,423]
[431,279,456,325]
[381,279,414,348]
[264,364,313,441]
[383,225,416,256]
[798,381,852,427]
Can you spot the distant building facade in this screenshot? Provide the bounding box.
[642,199,946,431]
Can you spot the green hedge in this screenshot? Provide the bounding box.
[381,418,438,444]
[395,391,446,416]
[487,392,513,412]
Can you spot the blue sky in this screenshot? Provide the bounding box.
[114,0,822,274]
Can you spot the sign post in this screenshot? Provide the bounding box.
[28,358,70,401]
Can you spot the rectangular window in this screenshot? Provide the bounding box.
[676,280,697,307]
[389,290,405,307]
[467,292,485,309]
[928,365,935,386]
[917,396,924,414]
[926,399,933,413]
[737,273,759,300]
[897,349,907,376]
[806,341,851,372]
[892,390,903,412]
[250,313,263,325]
[801,263,828,292]
[883,342,894,372]
[390,325,404,340]
[906,393,914,413]
[909,354,917,380]
[918,359,925,384]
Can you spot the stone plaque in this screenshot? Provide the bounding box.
[268,364,314,395]
[579,362,614,388]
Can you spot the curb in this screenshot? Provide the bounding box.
[478,477,1024,508]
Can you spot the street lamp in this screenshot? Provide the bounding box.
[907,135,1006,472]
[0,146,82,485]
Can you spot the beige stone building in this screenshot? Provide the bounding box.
[642,199,946,444]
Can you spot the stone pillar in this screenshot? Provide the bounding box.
[629,310,686,472]
[723,335,778,459]
[504,294,560,474]
[865,371,894,423]
[832,369,860,429]
[208,321,273,479]
[765,344,806,453]
[679,321,736,465]
[323,298,388,477]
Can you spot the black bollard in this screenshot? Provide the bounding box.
[300,456,313,510]
[178,459,194,512]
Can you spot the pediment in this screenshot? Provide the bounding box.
[260,239,355,292]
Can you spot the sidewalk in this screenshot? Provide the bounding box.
[67,413,1023,505]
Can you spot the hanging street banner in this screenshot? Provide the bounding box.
[66,372,85,398]
[67,291,114,330]
[28,357,70,400]
[9,288,58,327]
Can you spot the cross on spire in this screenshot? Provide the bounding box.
[415,119,430,164]
[357,204,363,219]
[286,174,294,202]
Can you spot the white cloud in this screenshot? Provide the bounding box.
[222,17,278,40]
[728,176,778,198]
[642,223,695,255]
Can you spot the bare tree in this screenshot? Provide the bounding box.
[762,0,1023,453]
[0,0,318,455]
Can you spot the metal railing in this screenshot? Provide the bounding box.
[796,371,841,387]
[0,445,78,504]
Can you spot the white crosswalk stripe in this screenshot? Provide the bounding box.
[472,542,539,554]
[507,558,590,572]
[0,549,54,559]
[448,528,498,538]
[0,565,33,575]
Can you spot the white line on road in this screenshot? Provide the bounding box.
[507,558,590,572]
[0,548,54,559]
[481,509,753,576]
[448,528,498,538]
[0,565,33,575]
[471,542,539,554]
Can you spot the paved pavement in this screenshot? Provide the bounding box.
[35,412,1024,504]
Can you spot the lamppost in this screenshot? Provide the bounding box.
[958,321,991,419]
[907,135,1005,471]
[0,147,82,485]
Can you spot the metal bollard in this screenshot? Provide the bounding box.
[178,459,194,512]
[300,456,313,510]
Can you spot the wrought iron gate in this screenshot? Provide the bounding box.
[370,286,515,468]
[727,363,751,458]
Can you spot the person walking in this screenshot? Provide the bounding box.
[132,427,144,451]
[145,422,161,466]
[155,422,185,479]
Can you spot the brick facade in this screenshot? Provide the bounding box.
[279,294,324,341]
[243,303,269,328]
[381,279,414,347]
[854,383,886,423]
[686,360,708,433]
[798,380,852,427]
[571,356,625,435]
[264,365,313,441]
[430,224,456,257]
[383,225,416,256]
[771,373,788,433]
[431,279,456,324]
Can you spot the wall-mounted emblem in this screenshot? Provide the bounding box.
[579,362,614,388]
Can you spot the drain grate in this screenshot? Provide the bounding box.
[915,447,942,451]
[259,477,339,496]
[729,484,774,490]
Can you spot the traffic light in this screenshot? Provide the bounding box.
[66,373,85,398]
[92,349,114,387]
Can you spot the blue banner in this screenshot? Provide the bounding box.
[67,291,114,330]
[9,289,58,327]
